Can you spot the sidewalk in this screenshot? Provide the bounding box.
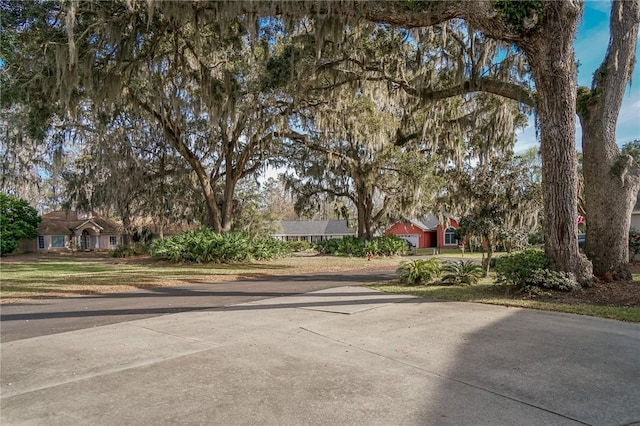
[2,286,639,425]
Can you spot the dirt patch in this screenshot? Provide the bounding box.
[540,280,640,306]
[522,262,640,307]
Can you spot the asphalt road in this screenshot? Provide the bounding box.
[0,269,396,342]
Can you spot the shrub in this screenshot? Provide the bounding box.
[495,249,549,286]
[336,236,367,257]
[314,238,342,255]
[151,229,291,263]
[521,269,581,293]
[314,235,406,257]
[288,240,313,252]
[251,236,292,260]
[109,242,149,258]
[0,194,40,255]
[397,259,441,285]
[495,249,580,293]
[441,260,484,285]
[373,235,407,256]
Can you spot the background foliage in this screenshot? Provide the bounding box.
[0,193,41,255]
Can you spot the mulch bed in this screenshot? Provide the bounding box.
[527,262,640,307]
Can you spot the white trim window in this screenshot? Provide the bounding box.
[38,236,45,250]
[51,235,66,248]
[444,227,458,245]
[109,235,118,247]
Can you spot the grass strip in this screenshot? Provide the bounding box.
[370,283,640,323]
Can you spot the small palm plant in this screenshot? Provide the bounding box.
[397,259,441,285]
[441,260,484,286]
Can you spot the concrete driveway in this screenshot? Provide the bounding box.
[1,277,639,425]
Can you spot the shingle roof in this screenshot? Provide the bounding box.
[275,220,355,236]
[408,214,442,231]
[39,211,123,235]
[408,215,438,231]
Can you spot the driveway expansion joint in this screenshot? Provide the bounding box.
[298,326,593,426]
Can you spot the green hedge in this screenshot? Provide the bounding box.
[314,235,407,257]
[151,229,292,263]
[495,249,580,292]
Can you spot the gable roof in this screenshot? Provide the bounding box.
[74,219,104,231]
[395,213,458,232]
[409,215,440,231]
[39,211,123,235]
[275,220,355,236]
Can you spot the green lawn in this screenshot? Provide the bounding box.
[3,254,638,323]
[0,254,402,301]
[370,280,640,323]
[0,259,283,298]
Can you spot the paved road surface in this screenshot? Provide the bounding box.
[0,269,396,342]
[2,268,639,425]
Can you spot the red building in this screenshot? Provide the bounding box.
[385,214,460,249]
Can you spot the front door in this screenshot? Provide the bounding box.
[81,230,91,251]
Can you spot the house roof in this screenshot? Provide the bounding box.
[409,215,439,231]
[39,211,123,235]
[397,213,458,232]
[275,220,355,236]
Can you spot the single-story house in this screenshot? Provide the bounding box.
[19,211,125,252]
[272,220,356,243]
[385,214,460,249]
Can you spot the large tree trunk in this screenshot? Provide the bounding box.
[354,181,375,240]
[520,2,592,284]
[578,0,640,280]
[138,99,224,232]
[354,0,594,281]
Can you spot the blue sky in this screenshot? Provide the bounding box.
[515,0,640,152]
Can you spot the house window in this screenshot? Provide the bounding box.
[444,228,457,245]
[109,235,118,246]
[51,235,66,248]
[38,236,45,250]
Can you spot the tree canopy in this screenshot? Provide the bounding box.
[2,0,639,282]
[0,193,41,255]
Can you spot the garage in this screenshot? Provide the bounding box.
[397,234,419,249]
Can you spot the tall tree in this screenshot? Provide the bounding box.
[284,95,440,239]
[221,0,589,280]
[1,1,288,233]
[448,154,542,276]
[8,1,624,282]
[577,0,640,280]
[61,107,204,236]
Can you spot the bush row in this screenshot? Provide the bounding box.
[109,242,149,258]
[397,259,483,286]
[396,250,581,293]
[495,249,580,293]
[150,229,291,263]
[314,235,407,257]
